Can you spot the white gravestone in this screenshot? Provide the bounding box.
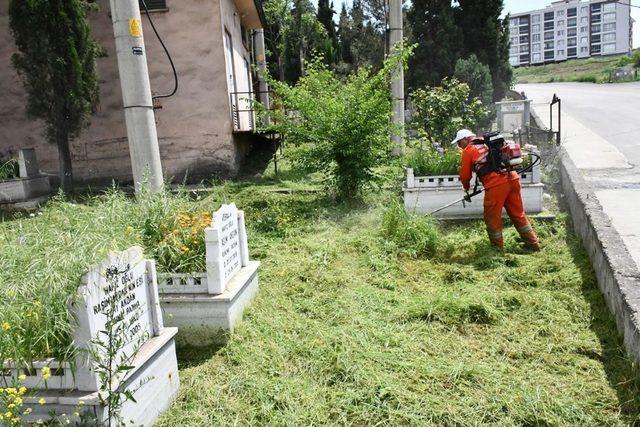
[205,203,250,294]
[73,246,164,391]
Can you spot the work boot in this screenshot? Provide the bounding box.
[520,230,540,251]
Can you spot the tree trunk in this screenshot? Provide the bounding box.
[57,136,74,193]
[278,55,285,82]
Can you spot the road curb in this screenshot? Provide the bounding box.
[528,97,640,361]
[558,149,640,362]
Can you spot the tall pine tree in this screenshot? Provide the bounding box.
[337,3,353,65]
[456,0,512,101]
[406,0,463,90]
[317,0,338,63]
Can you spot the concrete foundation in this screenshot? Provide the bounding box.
[160,261,260,346]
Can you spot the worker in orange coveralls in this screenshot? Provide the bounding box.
[451,129,540,251]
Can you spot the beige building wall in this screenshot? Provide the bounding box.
[0,0,258,184]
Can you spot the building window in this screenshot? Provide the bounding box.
[532,24,540,32]
[510,46,519,54]
[544,41,554,49]
[533,43,541,52]
[545,50,554,60]
[581,26,588,33]
[568,38,577,46]
[519,35,529,44]
[544,11,554,21]
[603,22,616,32]
[603,12,616,22]
[591,3,601,13]
[520,16,530,24]
[521,45,530,53]
[557,49,565,56]
[581,6,589,14]
[520,54,530,62]
[545,21,555,30]
[603,2,616,12]
[580,16,588,24]
[557,30,565,37]
[581,36,588,45]
[532,15,541,23]
[592,14,601,23]
[532,53,541,61]
[592,34,601,43]
[139,0,167,10]
[510,36,519,44]
[591,24,601,33]
[533,34,541,42]
[603,32,616,42]
[581,46,589,53]
[557,10,565,17]
[568,47,577,56]
[510,18,519,27]
[557,40,565,48]
[603,43,616,53]
[544,31,554,40]
[568,18,577,27]
[567,8,577,17]
[557,20,564,27]
[568,28,577,36]
[592,44,602,53]
[520,26,529,34]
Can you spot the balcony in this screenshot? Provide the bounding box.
[230,90,274,133]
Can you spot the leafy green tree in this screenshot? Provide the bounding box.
[410,78,490,146]
[454,55,494,107]
[9,0,99,192]
[406,0,463,89]
[456,0,513,101]
[263,46,412,201]
[263,0,293,81]
[283,0,330,82]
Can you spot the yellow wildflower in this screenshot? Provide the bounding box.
[2,322,10,331]
[3,412,11,419]
[18,387,26,394]
[41,367,50,381]
[13,397,22,406]
[12,417,20,424]
[38,398,46,405]
[18,374,26,381]
[23,408,32,415]
[66,420,71,424]
[78,400,85,406]
[126,225,134,233]
[74,412,80,417]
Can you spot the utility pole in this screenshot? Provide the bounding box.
[109,0,164,193]
[253,29,270,108]
[389,0,404,155]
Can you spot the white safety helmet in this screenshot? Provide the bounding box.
[451,129,475,145]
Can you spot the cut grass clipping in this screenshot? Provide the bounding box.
[2,177,640,424]
[159,187,639,425]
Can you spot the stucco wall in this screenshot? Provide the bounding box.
[0,0,246,184]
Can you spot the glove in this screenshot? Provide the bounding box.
[463,190,472,203]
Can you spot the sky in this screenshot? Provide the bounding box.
[325,0,640,48]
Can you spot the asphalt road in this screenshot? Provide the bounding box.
[515,82,640,167]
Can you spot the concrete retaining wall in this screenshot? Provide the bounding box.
[558,151,640,361]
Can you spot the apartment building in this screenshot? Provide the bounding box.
[509,0,633,67]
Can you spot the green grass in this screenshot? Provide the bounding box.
[514,54,637,84]
[153,166,639,425]
[2,161,640,424]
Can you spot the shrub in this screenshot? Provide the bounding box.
[381,201,440,257]
[262,46,412,201]
[410,78,490,147]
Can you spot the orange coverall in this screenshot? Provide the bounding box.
[460,140,540,250]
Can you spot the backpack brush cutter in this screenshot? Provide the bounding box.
[427,132,541,216]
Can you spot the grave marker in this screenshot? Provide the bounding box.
[205,203,250,294]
